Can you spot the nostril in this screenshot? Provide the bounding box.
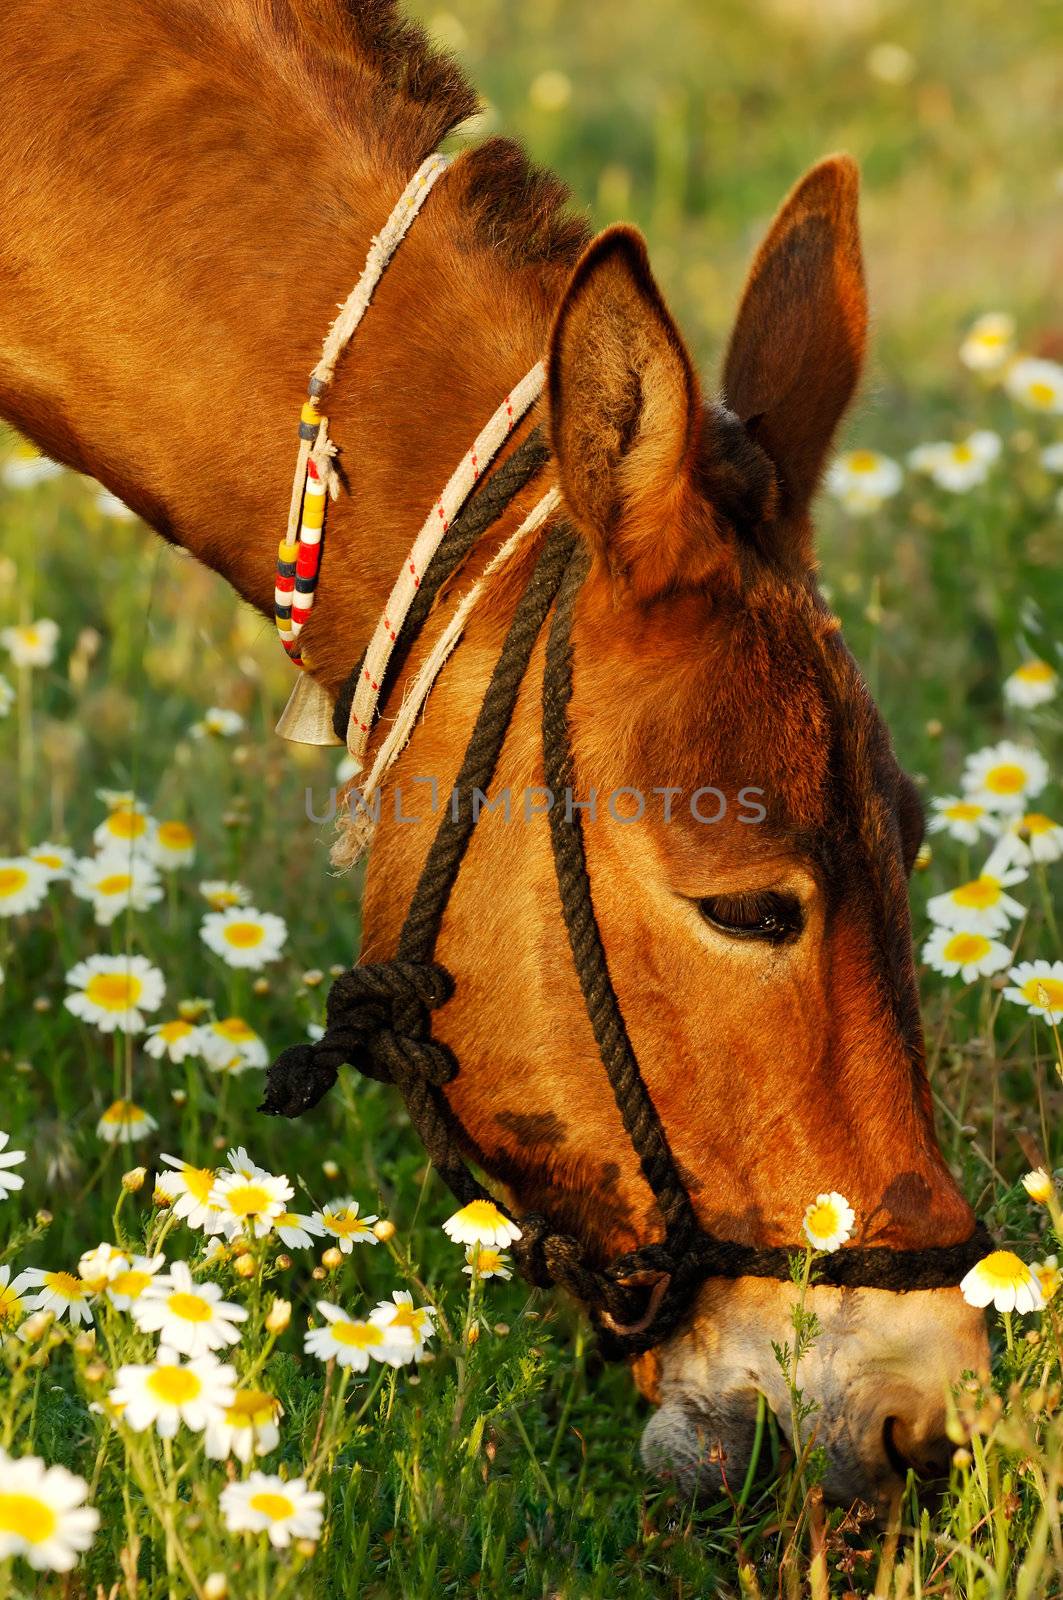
[883,1417,952,1483]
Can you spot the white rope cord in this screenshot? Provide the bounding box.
[334,485,561,868]
[344,358,546,762]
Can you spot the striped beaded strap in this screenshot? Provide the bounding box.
[275,152,451,664]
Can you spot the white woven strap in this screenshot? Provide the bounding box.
[344,358,546,761]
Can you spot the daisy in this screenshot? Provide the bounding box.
[19,1269,94,1327]
[219,1472,323,1550]
[962,740,1049,813]
[802,1192,855,1253]
[1003,960,1063,1025]
[1021,1168,1054,1205]
[96,1100,158,1145]
[908,431,1001,492]
[0,674,12,717]
[0,1266,32,1327]
[105,1254,166,1311]
[304,1303,410,1370]
[926,873,1026,935]
[0,442,64,489]
[921,926,1012,984]
[200,1016,268,1074]
[1041,442,1063,474]
[984,813,1063,876]
[927,796,997,847]
[27,842,75,880]
[1003,659,1058,710]
[93,803,156,858]
[442,1199,522,1249]
[155,1154,227,1235]
[199,880,252,911]
[0,857,51,918]
[463,1244,513,1280]
[77,1244,128,1292]
[0,1449,98,1573]
[210,1166,293,1241]
[1032,1256,1062,1302]
[959,312,1015,373]
[205,1389,283,1463]
[145,1018,205,1064]
[274,1210,326,1250]
[190,707,245,739]
[1005,356,1063,415]
[133,1262,248,1356]
[151,820,196,870]
[96,789,149,815]
[71,855,164,925]
[825,449,902,514]
[314,1197,380,1253]
[64,954,165,1035]
[960,1250,1043,1313]
[0,1130,26,1200]
[369,1290,437,1358]
[109,1349,235,1438]
[0,619,59,668]
[200,908,288,971]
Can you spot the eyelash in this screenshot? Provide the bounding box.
[697,891,804,945]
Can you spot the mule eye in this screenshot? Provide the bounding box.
[697,891,804,944]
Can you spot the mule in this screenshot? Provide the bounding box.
[0,0,987,1507]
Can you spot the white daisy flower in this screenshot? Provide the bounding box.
[145,1018,205,1063]
[204,1389,283,1463]
[219,1472,323,1550]
[1041,442,1063,474]
[0,857,51,918]
[1021,1168,1054,1205]
[0,618,59,667]
[222,1145,266,1180]
[155,1154,226,1235]
[802,1192,855,1252]
[105,1254,166,1310]
[210,1167,293,1241]
[96,1100,158,1145]
[1005,356,1063,415]
[0,443,64,489]
[27,842,75,880]
[314,1197,380,1253]
[959,311,1015,372]
[200,1016,268,1075]
[962,740,1049,813]
[199,879,252,911]
[921,926,1013,984]
[1033,1255,1062,1302]
[151,820,196,870]
[908,430,1001,492]
[92,803,156,858]
[0,1130,27,1200]
[1003,658,1058,710]
[19,1269,94,1327]
[462,1244,513,1280]
[960,1250,1044,1313]
[926,872,1026,935]
[71,854,163,926]
[0,1266,32,1328]
[825,449,903,514]
[77,1243,128,1292]
[368,1290,437,1359]
[984,813,1063,876]
[442,1199,522,1249]
[304,1303,410,1370]
[133,1262,248,1356]
[200,908,288,971]
[190,707,245,739]
[64,954,165,1035]
[1003,960,1063,1024]
[0,1449,98,1573]
[109,1349,235,1438]
[274,1210,326,1250]
[0,673,12,717]
[927,796,997,847]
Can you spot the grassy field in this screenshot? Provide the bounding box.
[1,0,1062,1594]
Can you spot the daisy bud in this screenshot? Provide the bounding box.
[321,1247,343,1271]
[171,1089,188,1107]
[253,978,270,997]
[35,1210,53,1228]
[21,1311,53,1342]
[322,1159,340,1180]
[925,718,943,738]
[311,1266,326,1281]
[73,1331,96,1357]
[33,996,51,1012]
[372,1219,396,1243]
[329,964,345,978]
[84,1360,108,1384]
[178,997,210,1021]
[302,969,324,988]
[204,1576,229,1600]
[233,1253,256,1280]
[122,1166,147,1193]
[952,1448,972,1470]
[153,1187,173,1208]
[914,843,932,872]
[265,1297,291,1334]
[493,1323,510,1337]
[276,1253,293,1271]
[1022,1168,1054,1205]
[466,1323,480,1347]
[296,1540,318,1559]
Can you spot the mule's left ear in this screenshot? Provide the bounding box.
[548,225,713,598]
[722,155,867,537]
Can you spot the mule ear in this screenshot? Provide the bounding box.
[722,155,866,532]
[548,225,710,598]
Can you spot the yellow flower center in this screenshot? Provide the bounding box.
[166,1291,213,1324]
[983,764,1027,796]
[85,973,142,1010]
[158,1020,194,1042]
[0,1493,58,1546]
[1035,1266,1061,1299]
[1028,380,1057,408]
[975,331,1006,349]
[942,933,991,963]
[223,922,265,948]
[96,873,132,896]
[950,443,974,463]
[44,1271,82,1299]
[248,1492,294,1522]
[951,877,1002,910]
[475,1249,503,1274]
[227,1390,276,1426]
[214,1017,255,1042]
[324,1211,368,1237]
[331,1320,383,1350]
[0,866,29,897]
[179,1166,215,1203]
[456,1199,505,1231]
[975,1250,1030,1290]
[146,1366,201,1405]
[804,1201,841,1238]
[158,821,194,849]
[104,809,148,840]
[100,1099,142,1126]
[18,627,40,647]
[31,853,64,869]
[944,801,984,821]
[225,1182,272,1217]
[110,1269,153,1299]
[1015,661,1055,685]
[388,1303,427,1335]
[0,1285,24,1322]
[1023,813,1056,837]
[848,450,880,474]
[1022,977,1063,1009]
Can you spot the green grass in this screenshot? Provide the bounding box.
[1,0,1062,1593]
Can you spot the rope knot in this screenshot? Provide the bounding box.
[260,959,455,1119]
